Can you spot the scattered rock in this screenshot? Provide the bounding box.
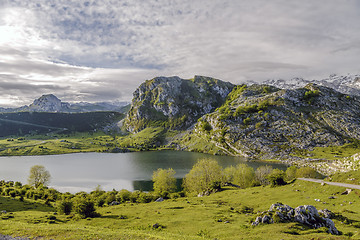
[108,201,120,206]
[155,197,164,202]
[341,189,352,195]
[321,182,326,186]
[315,199,321,202]
[217,219,222,222]
[152,223,160,229]
[328,196,336,199]
[252,203,339,235]
[319,209,334,219]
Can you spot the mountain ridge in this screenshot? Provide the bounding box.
[0,94,130,113]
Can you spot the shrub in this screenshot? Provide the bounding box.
[73,198,98,218]
[116,189,131,203]
[183,159,223,194]
[105,193,116,205]
[129,191,141,203]
[243,117,251,125]
[267,169,286,187]
[200,120,212,132]
[255,165,273,185]
[57,199,73,215]
[296,167,322,179]
[138,192,155,203]
[152,168,177,197]
[285,166,298,181]
[224,164,255,188]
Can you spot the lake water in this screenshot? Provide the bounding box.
[0,150,287,193]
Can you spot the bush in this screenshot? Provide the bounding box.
[152,168,176,197]
[57,199,73,215]
[224,164,255,188]
[129,191,141,203]
[183,159,223,194]
[73,198,98,218]
[285,166,298,181]
[137,192,155,203]
[267,169,286,187]
[255,165,273,186]
[105,193,116,205]
[296,167,322,179]
[116,189,131,203]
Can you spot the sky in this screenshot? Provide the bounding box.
[1,0,360,107]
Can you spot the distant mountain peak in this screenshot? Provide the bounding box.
[262,73,360,96]
[29,94,69,112]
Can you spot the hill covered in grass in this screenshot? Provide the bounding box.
[0,112,124,137]
[0,179,359,239]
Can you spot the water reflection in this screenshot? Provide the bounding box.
[0,150,287,193]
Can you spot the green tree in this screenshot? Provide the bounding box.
[183,159,223,195]
[285,166,298,181]
[295,167,321,179]
[255,165,273,185]
[152,168,176,197]
[27,165,51,188]
[57,199,73,215]
[73,197,98,218]
[267,169,286,187]
[224,164,255,188]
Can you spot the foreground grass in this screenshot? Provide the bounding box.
[1,180,360,239]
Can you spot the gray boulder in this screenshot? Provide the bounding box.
[252,203,339,235]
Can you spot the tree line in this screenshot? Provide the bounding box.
[0,160,321,218]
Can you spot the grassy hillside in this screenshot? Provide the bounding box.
[0,112,124,137]
[0,179,359,239]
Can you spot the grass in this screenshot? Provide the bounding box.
[0,128,171,156]
[304,142,360,160]
[327,170,360,185]
[1,180,360,239]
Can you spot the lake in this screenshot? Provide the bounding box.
[0,150,287,193]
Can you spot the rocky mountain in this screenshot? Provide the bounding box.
[177,83,360,159]
[263,74,360,96]
[0,94,130,113]
[27,94,70,112]
[124,76,235,133]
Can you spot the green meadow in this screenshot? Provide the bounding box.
[1,179,359,239]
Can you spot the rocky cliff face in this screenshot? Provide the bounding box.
[125,76,234,132]
[178,83,360,159]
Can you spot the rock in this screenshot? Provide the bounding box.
[108,201,120,206]
[262,215,273,224]
[314,199,321,202]
[328,196,335,199]
[252,203,339,235]
[152,223,160,229]
[155,197,164,202]
[217,219,222,222]
[319,209,334,219]
[321,182,326,186]
[341,189,352,195]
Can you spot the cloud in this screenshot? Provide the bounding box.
[1,0,360,106]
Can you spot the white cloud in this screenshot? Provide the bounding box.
[1,0,360,106]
